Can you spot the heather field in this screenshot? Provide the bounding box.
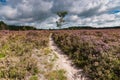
[0,30,66,80]
[0,30,120,80]
[52,29,120,80]
[1,0,120,80]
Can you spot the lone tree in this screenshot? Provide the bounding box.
[56,11,68,28]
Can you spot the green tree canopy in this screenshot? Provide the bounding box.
[57,11,68,18]
[56,11,68,28]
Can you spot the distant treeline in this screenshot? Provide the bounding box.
[63,26,120,30]
[0,21,37,30]
[1,21,120,30]
[64,26,93,30]
[8,25,37,30]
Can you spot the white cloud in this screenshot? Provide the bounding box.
[0,0,120,28]
[0,6,18,19]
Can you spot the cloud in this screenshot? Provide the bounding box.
[0,6,18,19]
[0,0,120,29]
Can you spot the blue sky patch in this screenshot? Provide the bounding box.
[110,10,120,14]
[0,0,6,5]
[0,0,6,2]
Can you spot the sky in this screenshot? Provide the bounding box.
[0,0,120,29]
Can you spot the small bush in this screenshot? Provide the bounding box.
[0,53,5,58]
[30,75,38,80]
[45,69,67,80]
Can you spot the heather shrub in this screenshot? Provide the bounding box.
[0,31,49,79]
[52,30,120,80]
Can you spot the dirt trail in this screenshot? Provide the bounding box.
[49,34,87,80]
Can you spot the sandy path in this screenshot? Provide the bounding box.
[49,34,87,80]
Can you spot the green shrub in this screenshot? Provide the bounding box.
[0,53,5,58]
[30,75,38,80]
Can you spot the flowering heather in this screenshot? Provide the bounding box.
[52,29,120,80]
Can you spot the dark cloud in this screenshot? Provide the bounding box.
[51,0,72,13]
[78,5,101,18]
